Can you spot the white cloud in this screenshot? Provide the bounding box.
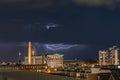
[23,22,60,30]
[46,23,59,29]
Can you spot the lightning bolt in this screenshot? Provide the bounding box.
[45,44,78,51]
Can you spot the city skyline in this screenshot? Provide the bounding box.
[0,0,120,61]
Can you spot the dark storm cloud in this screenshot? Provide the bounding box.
[0,42,27,62]
[0,2,119,44]
[0,42,93,61]
[31,43,93,60]
[0,0,27,3]
[23,22,60,30]
[72,0,116,6]
[0,0,119,61]
[0,0,118,7]
[44,43,92,60]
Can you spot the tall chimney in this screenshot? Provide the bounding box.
[28,41,32,64]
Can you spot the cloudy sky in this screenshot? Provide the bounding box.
[0,0,120,62]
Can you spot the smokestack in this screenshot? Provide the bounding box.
[28,41,32,64]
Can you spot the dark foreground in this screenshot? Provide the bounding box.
[0,69,81,80]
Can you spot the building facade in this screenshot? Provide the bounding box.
[25,54,63,68]
[25,56,43,65]
[47,54,63,68]
[99,46,120,66]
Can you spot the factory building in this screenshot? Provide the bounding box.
[25,56,43,65]
[25,41,63,68]
[99,46,120,66]
[25,54,63,68]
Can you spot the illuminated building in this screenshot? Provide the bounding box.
[25,56,44,65]
[47,54,63,68]
[99,46,120,66]
[64,60,96,67]
[99,50,109,66]
[25,41,63,68]
[25,53,63,68]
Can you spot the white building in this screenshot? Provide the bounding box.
[25,56,43,65]
[47,54,63,68]
[25,53,63,68]
[99,46,120,66]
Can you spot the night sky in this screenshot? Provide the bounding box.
[0,0,120,62]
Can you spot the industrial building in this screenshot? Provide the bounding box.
[25,53,63,68]
[25,41,64,68]
[99,46,120,66]
[25,55,44,65]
